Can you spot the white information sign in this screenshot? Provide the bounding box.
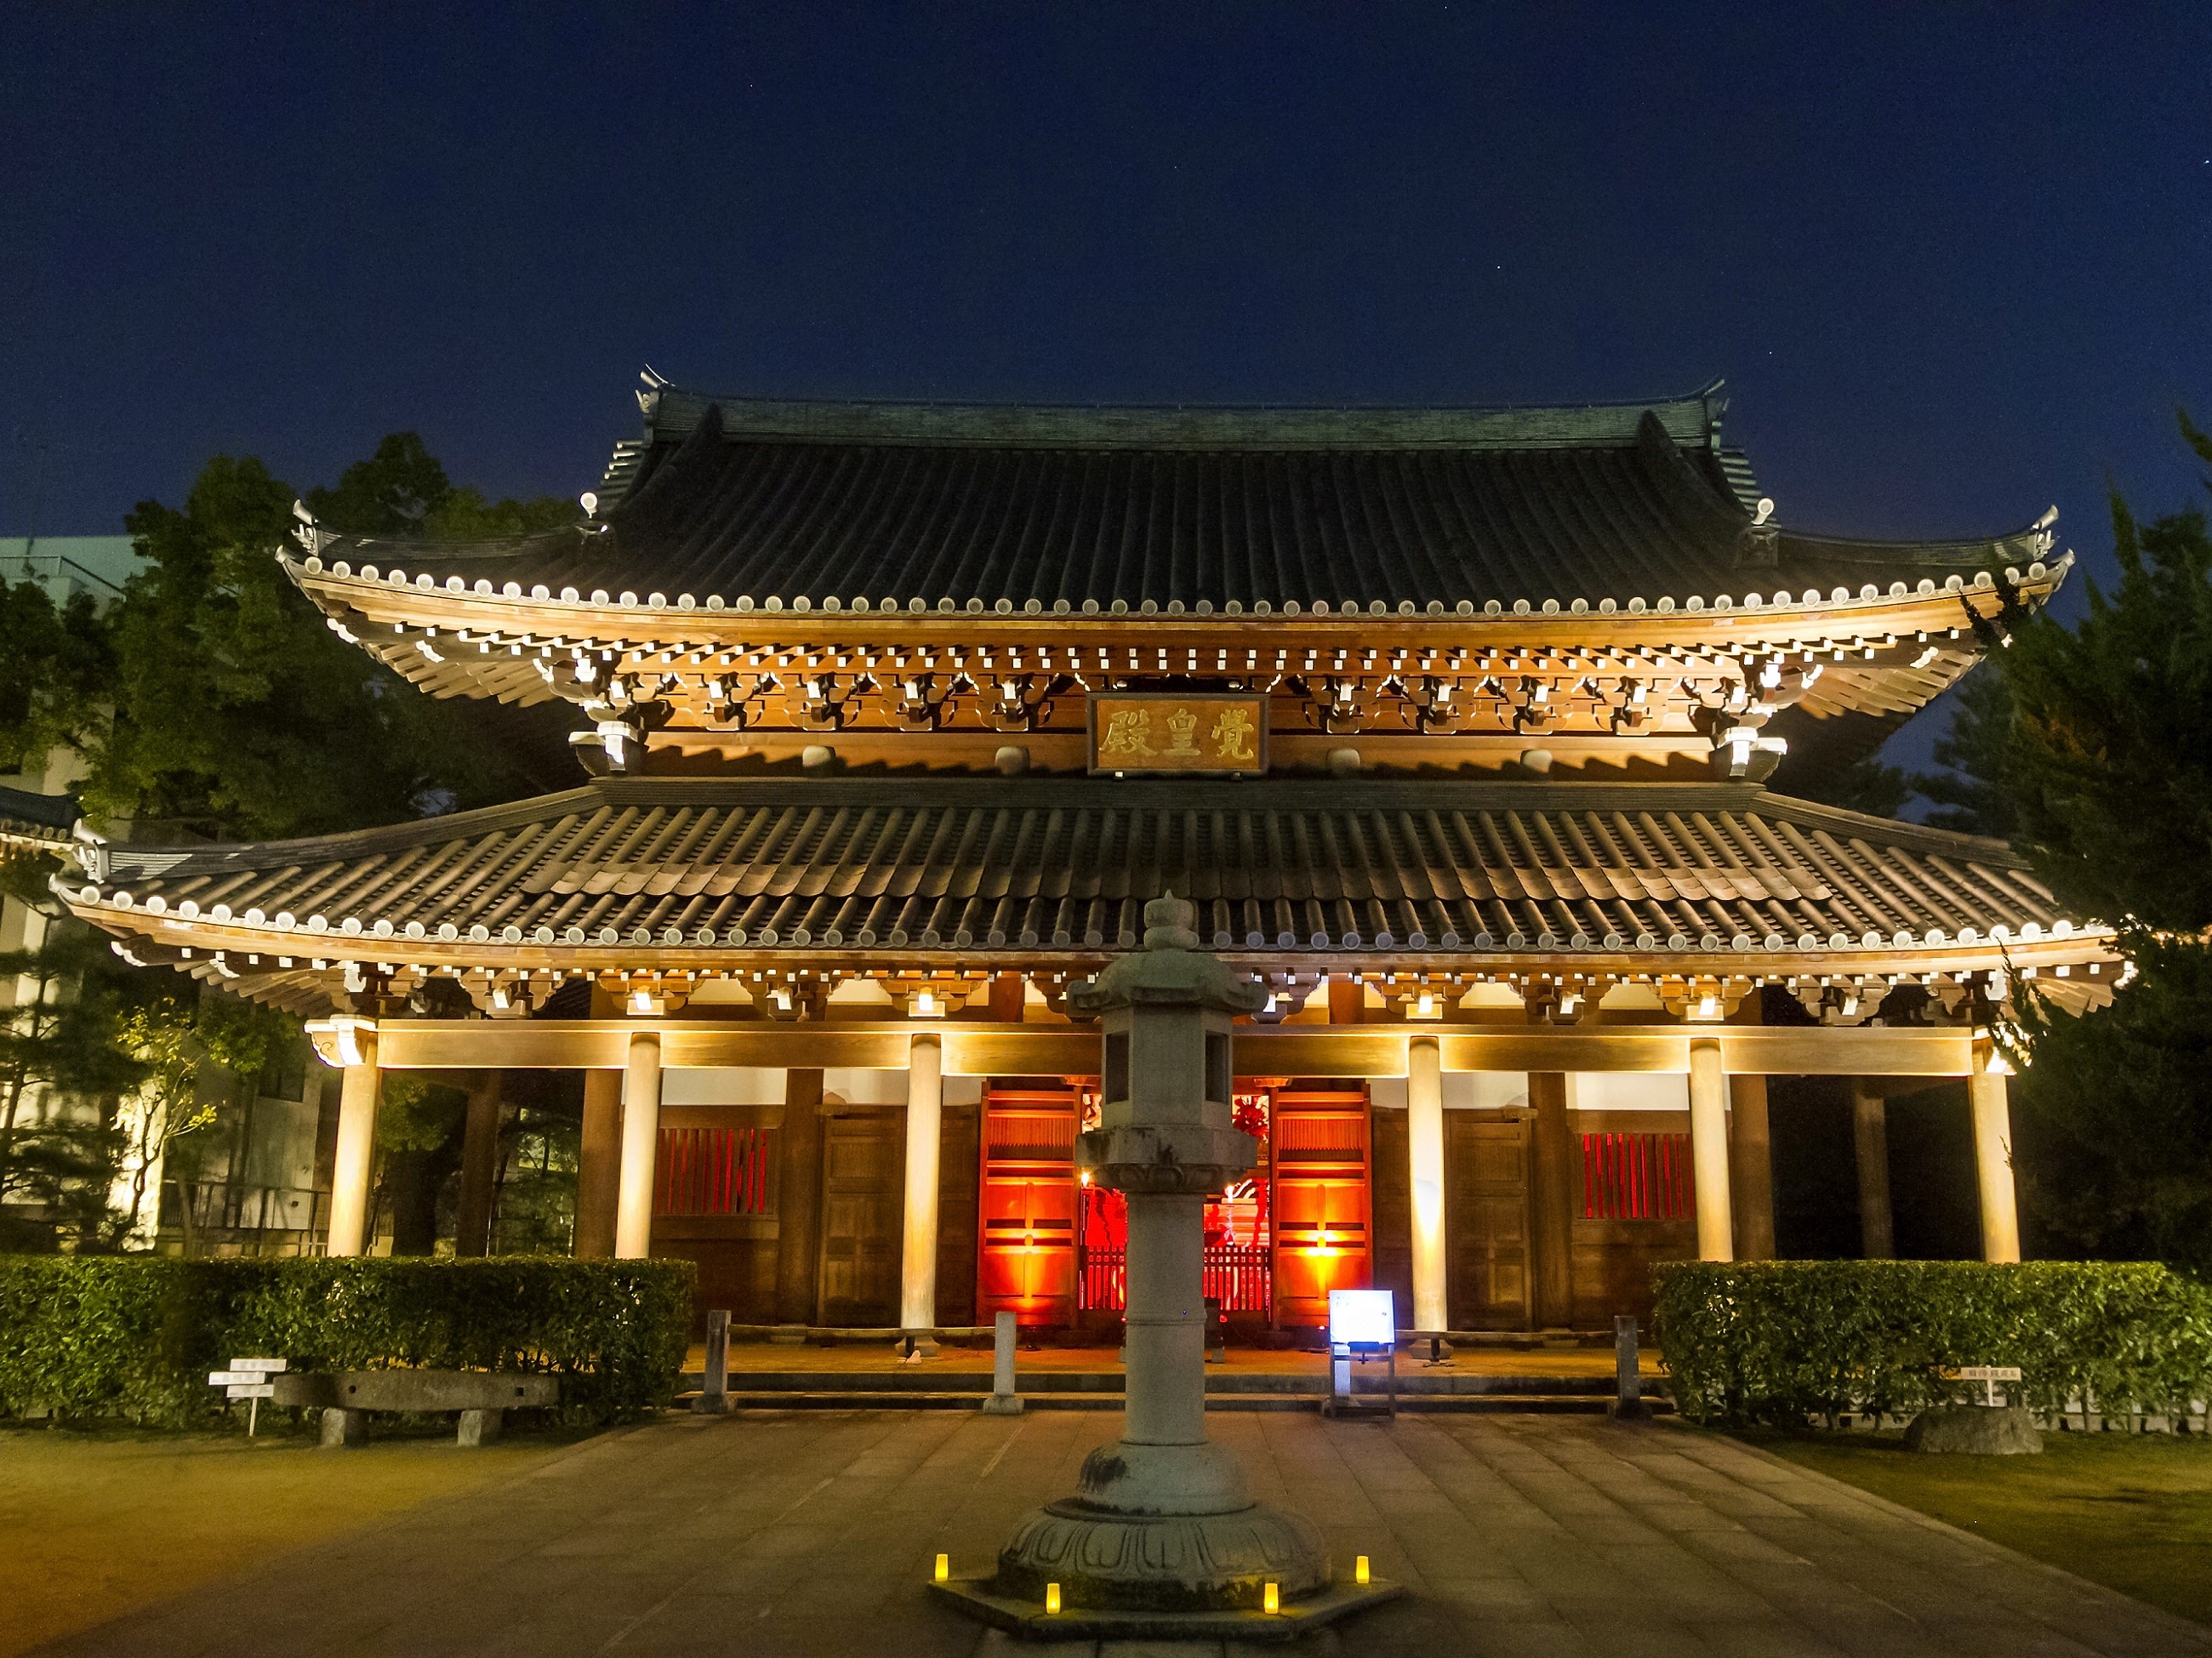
[1947,1365,2024,1405]
[1327,1290,1395,1348]
[207,1357,287,1433]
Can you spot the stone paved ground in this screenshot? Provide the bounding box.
[39,1410,2211,1658]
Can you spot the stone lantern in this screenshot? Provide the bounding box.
[938,897,1394,1634]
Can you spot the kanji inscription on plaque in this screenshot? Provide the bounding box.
[1087,692,1268,776]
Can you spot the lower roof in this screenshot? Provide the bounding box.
[72,775,2080,964]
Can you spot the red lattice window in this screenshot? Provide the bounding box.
[656,1126,776,1216]
[1581,1131,1694,1221]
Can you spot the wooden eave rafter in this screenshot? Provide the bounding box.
[287,554,2061,730]
[75,900,2120,985]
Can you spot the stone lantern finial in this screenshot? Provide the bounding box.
[1143,890,1200,950]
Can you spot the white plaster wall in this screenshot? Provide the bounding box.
[1445,1071,1531,1110]
[1567,1072,1691,1112]
[659,1066,789,1106]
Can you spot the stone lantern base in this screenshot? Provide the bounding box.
[928,1573,1405,1644]
[995,1494,1328,1613]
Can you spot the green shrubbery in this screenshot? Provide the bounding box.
[0,1255,693,1427]
[1652,1261,2212,1427]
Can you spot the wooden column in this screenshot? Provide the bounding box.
[613,1030,663,1259]
[776,1068,826,1323]
[1727,1074,1776,1261]
[899,1032,944,1333]
[326,1023,381,1258]
[1526,1071,1575,1329]
[575,1068,623,1259]
[453,1071,503,1258]
[1970,1048,2021,1263]
[1405,1035,1447,1334]
[1850,1078,1896,1259]
[1687,1037,1735,1262]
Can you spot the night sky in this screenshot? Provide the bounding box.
[5,7,2208,773]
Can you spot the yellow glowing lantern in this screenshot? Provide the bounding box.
[1044,1582,1062,1615]
[1263,1581,1280,1615]
[933,1553,949,1583]
[1355,1554,1371,1586]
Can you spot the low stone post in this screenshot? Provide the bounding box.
[981,1309,1023,1416]
[693,1308,732,1415]
[321,1407,366,1448]
[1611,1314,1650,1422]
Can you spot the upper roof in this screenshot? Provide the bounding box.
[308,379,2057,616]
[0,783,79,852]
[71,774,2085,969]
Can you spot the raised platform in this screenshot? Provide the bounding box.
[928,1574,1405,1642]
[681,1342,1671,1415]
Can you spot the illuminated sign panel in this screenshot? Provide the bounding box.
[1327,1288,1395,1347]
[1086,692,1268,777]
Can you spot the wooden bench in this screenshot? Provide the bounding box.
[272,1370,559,1446]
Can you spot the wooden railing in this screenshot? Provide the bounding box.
[1078,1243,1272,1313]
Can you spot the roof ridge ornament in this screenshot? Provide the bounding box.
[289,500,327,559]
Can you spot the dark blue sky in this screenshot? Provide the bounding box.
[4,6,2208,773]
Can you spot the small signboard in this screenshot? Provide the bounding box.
[208,1357,287,1433]
[1327,1290,1396,1348]
[1087,692,1268,777]
[1946,1365,2023,1406]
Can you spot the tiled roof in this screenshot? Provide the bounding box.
[316,385,2053,616]
[77,777,2079,960]
[0,783,78,852]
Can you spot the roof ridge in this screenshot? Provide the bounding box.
[629,381,1730,456]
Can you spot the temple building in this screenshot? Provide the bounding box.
[61,377,2118,1336]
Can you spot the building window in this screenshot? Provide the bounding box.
[1580,1131,1694,1221]
[655,1127,776,1217]
[257,1041,309,1102]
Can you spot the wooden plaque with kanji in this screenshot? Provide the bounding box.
[1086,692,1268,776]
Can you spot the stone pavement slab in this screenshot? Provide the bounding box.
[32,1412,2210,1658]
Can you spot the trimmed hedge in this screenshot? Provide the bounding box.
[1652,1260,2212,1428]
[0,1255,694,1427]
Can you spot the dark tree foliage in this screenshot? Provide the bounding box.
[0,855,146,1249]
[43,438,579,840]
[1943,413,2212,1272]
[0,582,113,777]
[2011,935,2212,1273]
[1790,755,1913,819]
[1913,669,2018,839]
[1987,419,2212,932]
[0,435,576,1246]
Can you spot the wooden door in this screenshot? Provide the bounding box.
[977,1083,1080,1327]
[1271,1086,1371,1328]
[1445,1114,1532,1330]
[816,1112,903,1326]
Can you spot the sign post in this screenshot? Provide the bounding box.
[207,1357,288,1437]
[1323,1289,1396,1419]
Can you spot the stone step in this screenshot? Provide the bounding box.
[684,1369,1639,1397]
[694,1388,1669,1416]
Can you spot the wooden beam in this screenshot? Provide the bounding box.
[354,1017,1975,1076]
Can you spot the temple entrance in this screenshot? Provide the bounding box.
[977,1080,1082,1326]
[1445,1114,1533,1330]
[1269,1085,1371,1327]
[816,1110,903,1325]
[1058,1080,1373,1330]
